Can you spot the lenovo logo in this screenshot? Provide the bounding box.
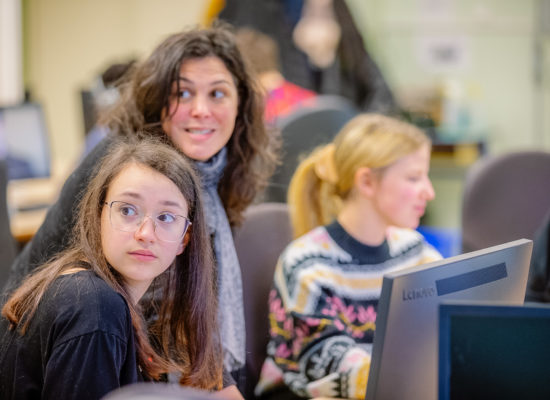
[402,287,436,301]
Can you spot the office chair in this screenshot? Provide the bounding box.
[263,95,358,203]
[233,202,293,399]
[525,208,550,302]
[461,150,550,253]
[80,89,98,137]
[0,160,18,290]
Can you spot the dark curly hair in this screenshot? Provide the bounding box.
[103,22,279,226]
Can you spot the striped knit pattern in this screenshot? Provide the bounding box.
[255,221,441,399]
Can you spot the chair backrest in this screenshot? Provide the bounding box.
[80,89,97,136]
[263,95,358,203]
[233,202,293,398]
[0,159,17,289]
[102,382,218,399]
[461,150,550,253]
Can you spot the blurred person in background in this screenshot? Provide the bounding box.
[217,0,398,114]
[235,27,316,125]
[82,60,136,155]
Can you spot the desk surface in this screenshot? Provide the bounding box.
[10,207,48,243]
[8,177,62,243]
[7,158,74,243]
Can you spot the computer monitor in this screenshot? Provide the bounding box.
[438,302,550,400]
[0,102,51,181]
[365,239,533,400]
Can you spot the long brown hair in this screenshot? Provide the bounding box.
[103,22,279,226]
[2,136,222,389]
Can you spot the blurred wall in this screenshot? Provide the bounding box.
[347,0,550,233]
[0,0,24,105]
[348,0,549,154]
[21,0,550,175]
[22,0,204,174]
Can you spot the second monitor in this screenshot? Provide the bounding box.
[438,302,550,400]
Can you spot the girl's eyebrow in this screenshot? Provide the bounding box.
[177,77,233,86]
[114,192,185,210]
[116,191,142,200]
[159,200,185,209]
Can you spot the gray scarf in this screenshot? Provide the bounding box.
[195,147,245,371]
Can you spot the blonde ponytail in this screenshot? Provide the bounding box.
[288,144,342,238]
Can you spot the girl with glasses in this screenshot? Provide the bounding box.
[0,138,239,399]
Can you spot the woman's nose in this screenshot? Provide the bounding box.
[190,95,210,118]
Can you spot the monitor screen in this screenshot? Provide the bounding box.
[439,302,550,400]
[366,239,532,400]
[0,102,51,180]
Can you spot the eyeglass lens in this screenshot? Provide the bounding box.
[108,201,190,242]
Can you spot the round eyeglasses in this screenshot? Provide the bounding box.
[104,201,191,243]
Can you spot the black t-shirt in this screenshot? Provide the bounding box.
[0,270,140,399]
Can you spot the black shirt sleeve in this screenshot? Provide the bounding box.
[222,367,236,388]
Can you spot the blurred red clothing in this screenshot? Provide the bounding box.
[264,80,316,125]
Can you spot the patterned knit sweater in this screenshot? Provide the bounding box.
[255,221,442,399]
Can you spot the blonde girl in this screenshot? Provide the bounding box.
[256,114,442,400]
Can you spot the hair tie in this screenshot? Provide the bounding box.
[314,143,338,184]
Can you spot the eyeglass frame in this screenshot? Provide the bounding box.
[103,200,192,243]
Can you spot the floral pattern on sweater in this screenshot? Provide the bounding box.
[255,221,442,399]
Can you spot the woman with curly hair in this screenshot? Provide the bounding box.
[4,24,278,378]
